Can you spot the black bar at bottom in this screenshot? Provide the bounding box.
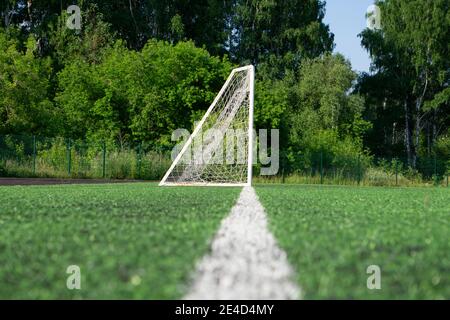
[0,300,445,319]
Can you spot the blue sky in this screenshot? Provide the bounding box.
[324,0,375,72]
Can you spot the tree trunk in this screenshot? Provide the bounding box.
[432,108,437,145]
[412,69,428,169]
[414,98,422,168]
[404,99,415,168]
[27,1,32,23]
[128,0,140,44]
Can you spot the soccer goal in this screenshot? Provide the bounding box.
[159,65,255,187]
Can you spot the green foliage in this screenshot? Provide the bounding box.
[434,133,450,159]
[434,133,450,174]
[254,74,292,129]
[230,0,334,74]
[253,54,374,177]
[359,0,450,165]
[1,0,337,166]
[1,0,447,182]
[37,138,67,175]
[56,40,233,147]
[279,129,371,184]
[263,54,371,173]
[1,0,233,54]
[47,5,116,67]
[295,54,368,133]
[170,14,185,42]
[0,31,57,135]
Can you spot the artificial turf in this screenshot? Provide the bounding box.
[256,184,450,299]
[0,183,241,299]
[1,182,448,299]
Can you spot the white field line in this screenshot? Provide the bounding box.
[184,186,301,300]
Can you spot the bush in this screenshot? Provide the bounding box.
[56,39,234,147]
[283,129,371,180]
[0,160,6,176]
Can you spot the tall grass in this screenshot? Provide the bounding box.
[1,153,448,186]
[0,134,448,186]
[254,167,448,187]
[0,138,171,181]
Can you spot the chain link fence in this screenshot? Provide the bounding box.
[257,150,450,187]
[0,134,171,181]
[1,134,449,186]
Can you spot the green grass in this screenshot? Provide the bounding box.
[0,183,240,299]
[2,182,448,300]
[256,184,450,299]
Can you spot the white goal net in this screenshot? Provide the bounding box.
[159,65,254,186]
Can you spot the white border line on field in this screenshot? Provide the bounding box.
[184,186,301,300]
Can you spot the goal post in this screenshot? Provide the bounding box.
[159,65,255,187]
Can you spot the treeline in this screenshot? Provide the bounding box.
[358,0,450,169]
[0,0,449,176]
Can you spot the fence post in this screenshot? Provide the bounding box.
[320,151,323,184]
[434,154,438,185]
[67,138,71,176]
[137,142,142,179]
[32,135,36,175]
[102,141,106,179]
[355,154,360,185]
[447,173,449,187]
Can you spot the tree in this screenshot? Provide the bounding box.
[256,54,370,172]
[229,0,334,76]
[1,1,333,67]
[1,0,339,158]
[55,39,233,147]
[0,30,57,135]
[0,0,232,53]
[47,5,116,67]
[359,0,450,167]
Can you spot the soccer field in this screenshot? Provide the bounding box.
[257,185,450,299]
[0,183,448,299]
[0,183,241,299]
